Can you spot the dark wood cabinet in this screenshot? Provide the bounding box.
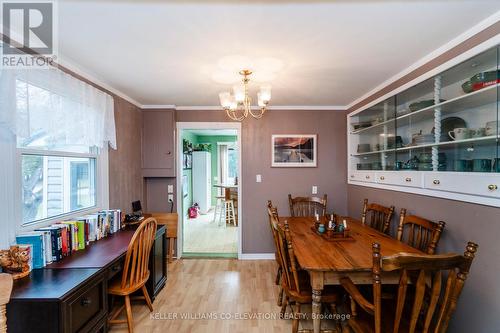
[142,109,176,177]
[8,227,167,333]
[146,224,167,301]
[8,269,107,333]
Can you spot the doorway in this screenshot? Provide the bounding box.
[176,122,242,259]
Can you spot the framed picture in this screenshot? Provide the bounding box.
[271,134,317,167]
[183,153,192,169]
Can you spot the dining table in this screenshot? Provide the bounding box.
[281,216,424,333]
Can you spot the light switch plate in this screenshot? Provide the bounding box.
[168,194,174,202]
[167,185,174,193]
[312,186,318,194]
[256,174,262,183]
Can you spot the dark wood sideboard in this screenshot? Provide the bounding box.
[7,226,167,333]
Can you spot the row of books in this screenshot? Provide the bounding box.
[15,210,122,269]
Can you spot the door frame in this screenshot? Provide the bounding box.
[176,122,243,259]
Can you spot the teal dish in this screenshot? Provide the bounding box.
[461,80,473,93]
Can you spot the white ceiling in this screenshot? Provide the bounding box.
[57,1,500,108]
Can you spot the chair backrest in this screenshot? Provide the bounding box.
[361,198,395,235]
[121,218,157,290]
[372,241,478,333]
[275,220,302,294]
[288,194,327,217]
[397,209,445,254]
[267,200,282,268]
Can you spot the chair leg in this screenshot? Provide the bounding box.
[212,199,219,223]
[292,303,301,333]
[142,286,154,312]
[275,267,281,285]
[280,295,288,316]
[277,286,284,307]
[168,237,174,264]
[124,295,134,333]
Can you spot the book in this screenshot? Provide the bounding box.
[33,229,53,264]
[75,220,86,250]
[36,226,63,262]
[16,232,45,269]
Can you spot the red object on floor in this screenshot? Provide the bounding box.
[188,206,198,219]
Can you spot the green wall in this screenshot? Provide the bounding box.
[182,133,237,213]
[196,135,237,206]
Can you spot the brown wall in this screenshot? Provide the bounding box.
[108,97,143,212]
[346,24,500,332]
[147,109,348,253]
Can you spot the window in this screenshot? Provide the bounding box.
[227,144,238,184]
[21,154,97,224]
[11,78,110,226]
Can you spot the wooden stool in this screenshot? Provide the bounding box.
[224,200,236,226]
[213,196,225,226]
[108,218,157,333]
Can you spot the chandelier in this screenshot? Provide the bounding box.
[218,69,272,121]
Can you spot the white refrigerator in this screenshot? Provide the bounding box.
[192,151,212,213]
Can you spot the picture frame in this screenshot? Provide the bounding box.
[271,134,317,167]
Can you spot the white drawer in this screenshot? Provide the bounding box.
[349,171,375,183]
[375,171,421,188]
[424,172,500,198]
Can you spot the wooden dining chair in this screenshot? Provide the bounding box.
[397,208,446,254]
[361,199,395,235]
[288,194,328,217]
[267,200,284,306]
[108,218,157,333]
[276,220,340,333]
[0,273,13,333]
[340,241,478,333]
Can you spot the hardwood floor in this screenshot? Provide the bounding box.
[109,259,292,333]
[183,211,238,254]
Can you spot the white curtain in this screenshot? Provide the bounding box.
[0,127,22,249]
[0,67,116,149]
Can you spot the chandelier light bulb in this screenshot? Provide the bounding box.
[259,85,272,103]
[232,84,245,103]
[219,92,232,109]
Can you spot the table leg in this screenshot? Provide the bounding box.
[310,271,324,333]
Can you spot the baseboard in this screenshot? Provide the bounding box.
[240,253,275,260]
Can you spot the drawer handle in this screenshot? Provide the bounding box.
[380,176,385,180]
[81,297,92,307]
[433,180,440,185]
[405,177,412,182]
[112,265,121,272]
[350,175,354,178]
[488,184,498,191]
[166,151,171,155]
[365,175,370,179]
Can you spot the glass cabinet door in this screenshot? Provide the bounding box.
[349,97,396,171]
[434,45,498,172]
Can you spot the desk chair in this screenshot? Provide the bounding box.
[108,218,157,333]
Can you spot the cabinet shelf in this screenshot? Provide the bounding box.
[348,45,500,207]
[351,135,499,157]
[351,83,499,133]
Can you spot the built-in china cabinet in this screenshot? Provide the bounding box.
[348,44,500,206]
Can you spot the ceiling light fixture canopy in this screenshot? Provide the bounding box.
[219,69,271,121]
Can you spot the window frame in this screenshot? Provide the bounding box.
[17,145,109,230]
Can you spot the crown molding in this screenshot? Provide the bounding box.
[57,55,143,108]
[345,10,500,110]
[170,105,347,111]
[140,104,177,110]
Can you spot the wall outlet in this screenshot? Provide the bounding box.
[312,186,318,194]
[167,185,174,193]
[256,174,262,183]
[168,194,174,202]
